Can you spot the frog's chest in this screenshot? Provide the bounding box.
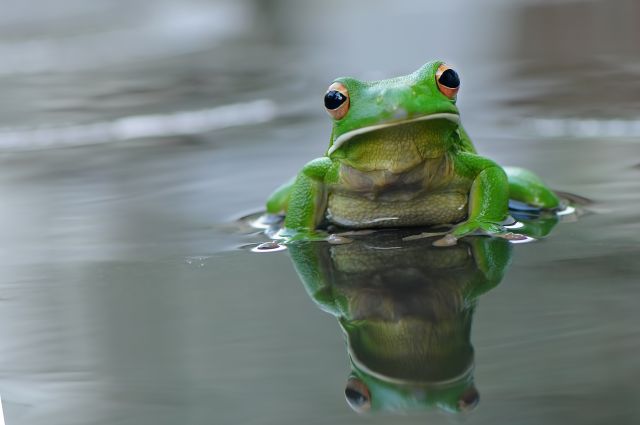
[326,191,468,228]
[325,161,471,228]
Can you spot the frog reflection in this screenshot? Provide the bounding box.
[287,232,513,414]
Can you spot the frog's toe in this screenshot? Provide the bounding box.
[433,233,459,247]
[434,221,519,247]
[437,219,534,247]
[494,232,529,241]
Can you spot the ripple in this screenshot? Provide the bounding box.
[0,99,277,151]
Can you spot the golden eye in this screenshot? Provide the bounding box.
[344,376,371,413]
[324,82,349,120]
[436,63,460,99]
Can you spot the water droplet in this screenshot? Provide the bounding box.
[252,241,287,253]
[184,255,211,267]
[327,234,352,245]
[505,221,525,230]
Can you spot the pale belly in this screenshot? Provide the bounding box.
[326,191,468,228]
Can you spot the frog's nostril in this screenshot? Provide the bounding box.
[392,108,408,120]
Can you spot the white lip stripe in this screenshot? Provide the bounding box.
[327,112,460,156]
[346,344,474,386]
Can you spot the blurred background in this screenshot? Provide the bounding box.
[1,0,639,424]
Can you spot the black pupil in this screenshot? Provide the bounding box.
[345,388,367,406]
[439,69,460,88]
[324,90,347,110]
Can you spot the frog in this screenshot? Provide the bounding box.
[287,231,514,413]
[266,60,560,245]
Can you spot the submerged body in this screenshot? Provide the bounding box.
[266,61,559,243]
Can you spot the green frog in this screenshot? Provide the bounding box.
[288,231,513,413]
[266,61,560,245]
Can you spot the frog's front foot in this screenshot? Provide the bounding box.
[434,220,526,247]
[452,220,505,239]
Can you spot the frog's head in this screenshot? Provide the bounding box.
[343,359,479,415]
[324,61,462,167]
[338,311,479,415]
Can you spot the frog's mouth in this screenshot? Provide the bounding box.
[328,113,460,156]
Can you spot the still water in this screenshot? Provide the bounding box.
[1,1,639,424]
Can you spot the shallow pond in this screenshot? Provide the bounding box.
[1,1,639,424]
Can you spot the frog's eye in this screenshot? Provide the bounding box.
[436,63,460,99]
[457,386,480,412]
[324,82,350,120]
[345,376,371,413]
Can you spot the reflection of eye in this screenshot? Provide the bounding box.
[324,82,350,120]
[345,376,371,413]
[457,386,479,412]
[436,63,460,99]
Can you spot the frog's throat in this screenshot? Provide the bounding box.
[328,113,460,156]
[347,345,475,387]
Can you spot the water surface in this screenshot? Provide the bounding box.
[1,1,640,424]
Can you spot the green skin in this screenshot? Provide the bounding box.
[266,61,559,244]
[288,232,513,414]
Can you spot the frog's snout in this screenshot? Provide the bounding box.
[391,108,408,121]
